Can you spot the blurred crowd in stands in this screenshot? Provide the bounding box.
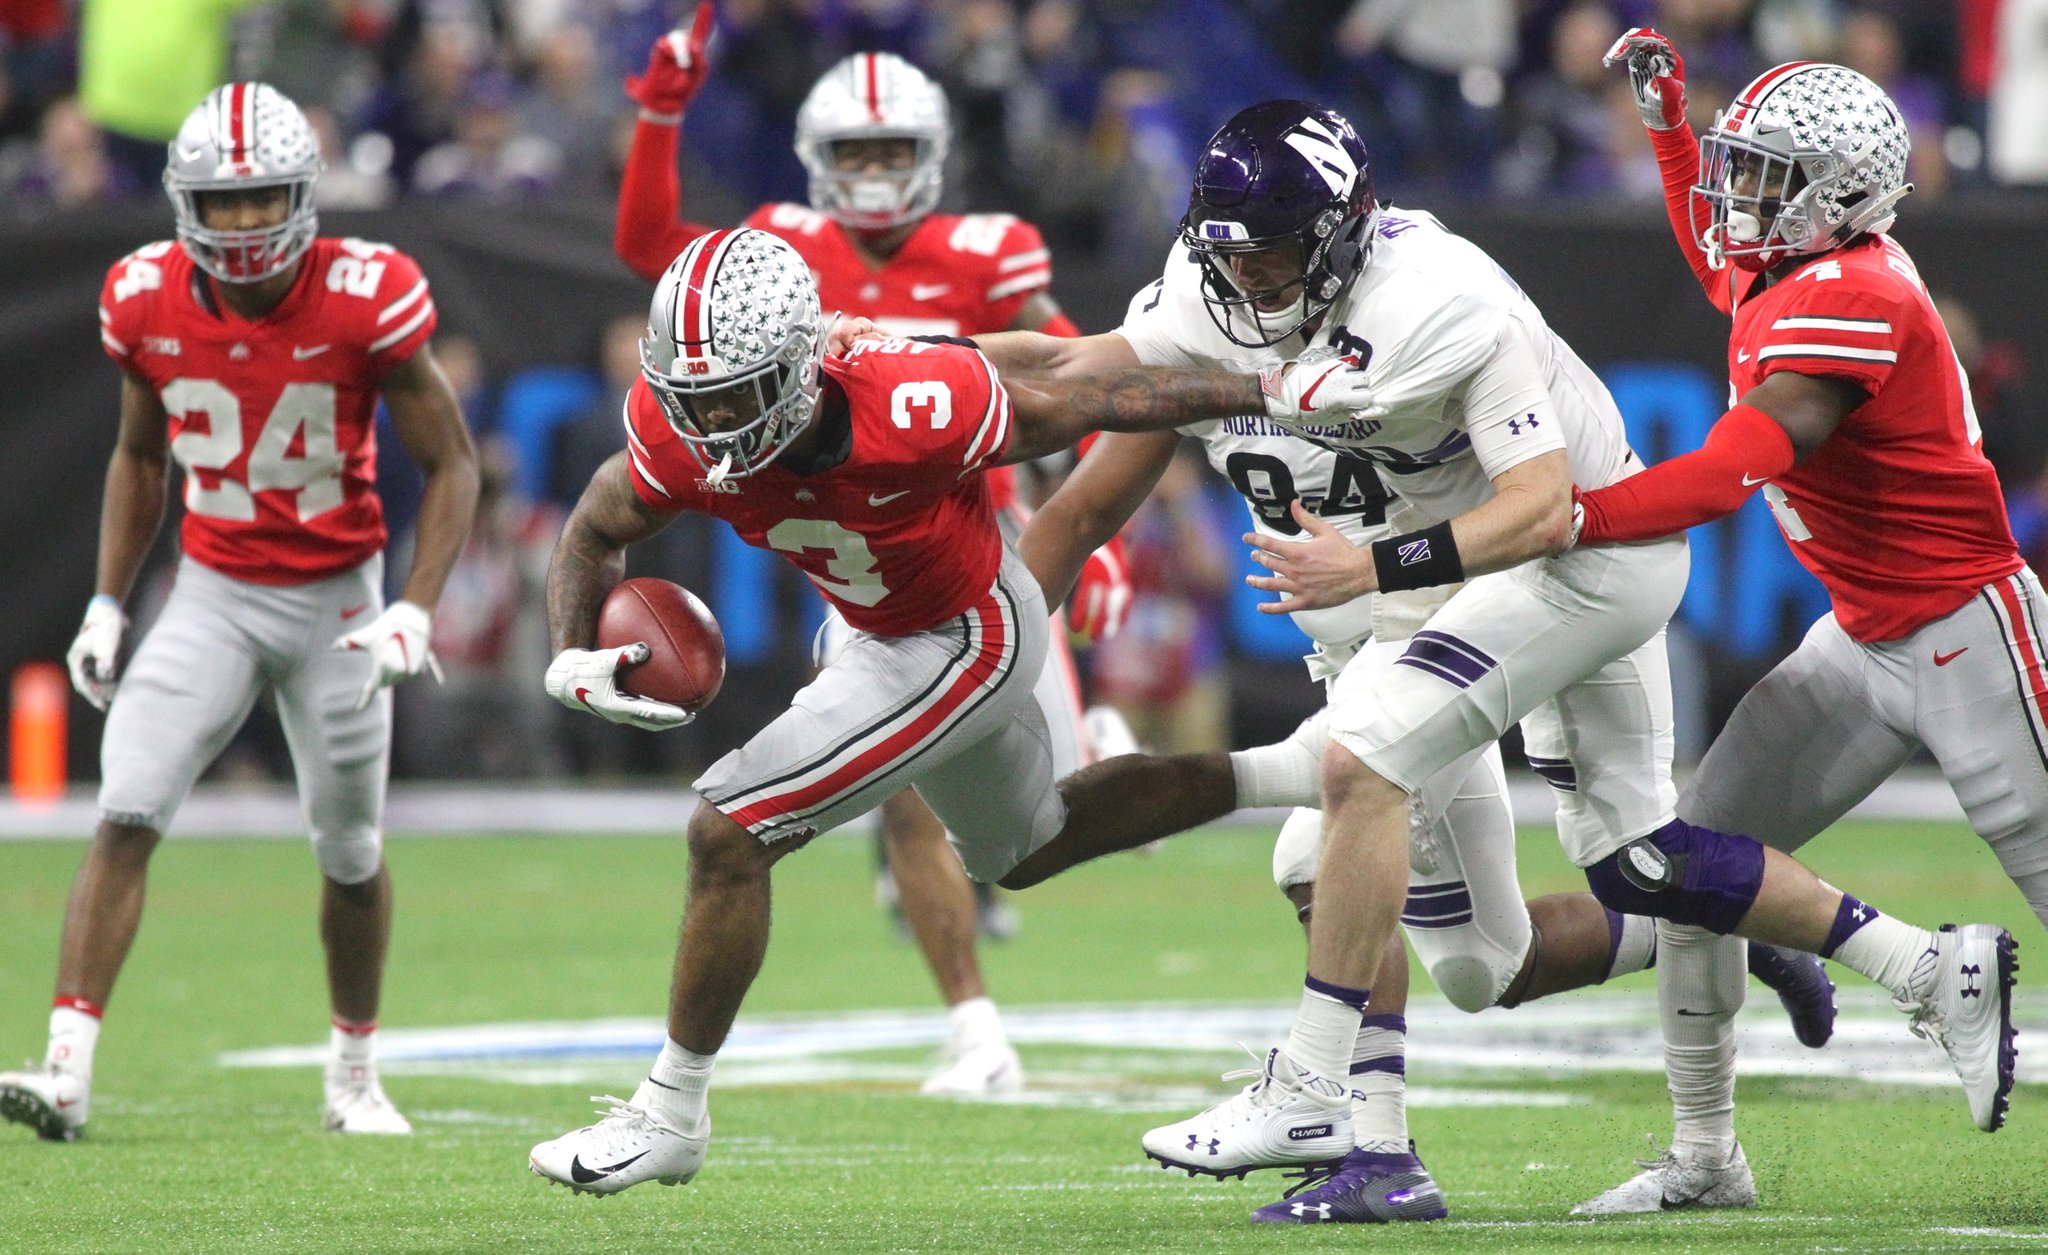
[5,1,2047,245]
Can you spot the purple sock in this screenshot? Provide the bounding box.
[1819,893,1877,958]
[1304,974,1372,1010]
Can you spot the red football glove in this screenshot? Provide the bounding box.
[1603,26,1687,131]
[1067,536,1133,644]
[625,4,715,122]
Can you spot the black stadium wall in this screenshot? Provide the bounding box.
[3,197,2042,778]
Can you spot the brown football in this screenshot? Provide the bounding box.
[596,578,726,712]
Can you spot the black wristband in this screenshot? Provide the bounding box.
[1371,520,1465,592]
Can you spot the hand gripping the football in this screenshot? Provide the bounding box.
[1257,351,1386,432]
[545,644,694,731]
[332,600,443,710]
[1603,27,1687,131]
[66,594,126,711]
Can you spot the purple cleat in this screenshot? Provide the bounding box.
[1747,942,1837,1048]
[1250,1140,1448,1224]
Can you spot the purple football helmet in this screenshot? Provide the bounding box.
[1182,101,1377,348]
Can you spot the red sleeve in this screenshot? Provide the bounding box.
[622,377,688,509]
[1750,276,1906,398]
[952,347,1012,472]
[98,243,178,373]
[1649,126,1759,316]
[1575,403,1796,545]
[362,248,438,371]
[615,117,716,283]
[981,217,1054,328]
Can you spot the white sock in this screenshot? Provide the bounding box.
[47,1005,101,1081]
[1349,1013,1407,1151]
[947,996,1004,1051]
[1830,912,1938,1000]
[1657,924,1743,1164]
[645,1037,716,1127]
[1229,711,1328,809]
[1284,984,1364,1082]
[1606,911,1660,980]
[328,1019,378,1081]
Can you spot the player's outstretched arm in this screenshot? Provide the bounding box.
[547,452,678,654]
[1018,431,1178,608]
[380,344,481,614]
[1603,28,1733,310]
[1573,370,1864,547]
[972,327,1132,378]
[615,5,718,282]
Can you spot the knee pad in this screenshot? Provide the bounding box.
[313,824,382,885]
[1584,820,1764,935]
[1428,953,1512,1014]
[1271,808,1323,890]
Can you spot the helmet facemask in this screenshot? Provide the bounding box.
[802,134,945,231]
[1185,205,1367,348]
[641,324,823,484]
[170,178,320,283]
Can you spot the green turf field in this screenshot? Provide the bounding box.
[3,819,2045,1253]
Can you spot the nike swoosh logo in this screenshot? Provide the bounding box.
[575,687,594,705]
[569,1150,649,1184]
[869,491,910,506]
[1934,648,1969,666]
[1741,473,1770,486]
[340,604,370,620]
[55,1098,79,1109]
[1736,350,1751,363]
[293,344,332,360]
[910,284,951,301]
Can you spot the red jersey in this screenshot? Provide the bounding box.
[623,337,1012,635]
[99,237,437,585]
[1726,235,2021,641]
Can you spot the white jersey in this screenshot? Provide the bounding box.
[1120,208,1635,532]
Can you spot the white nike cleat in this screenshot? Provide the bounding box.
[1142,1047,1351,1178]
[529,1092,708,1196]
[0,1064,88,1142]
[921,1039,1024,1097]
[1896,923,2019,1132]
[323,1069,413,1135]
[1572,1140,1755,1214]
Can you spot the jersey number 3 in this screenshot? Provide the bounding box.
[766,519,891,607]
[163,379,345,523]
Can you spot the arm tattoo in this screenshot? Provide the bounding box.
[1078,368,1264,431]
[546,454,673,654]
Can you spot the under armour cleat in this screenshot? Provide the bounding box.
[1142,1047,1351,1178]
[0,1064,88,1142]
[1251,1140,1448,1224]
[323,1068,412,1135]
[1747,941,1837,1048]
[529,1091,708,1195]
[1572,1139,1755,1214]
[921,1039,1023,1097]
[1897,923,2018,1132]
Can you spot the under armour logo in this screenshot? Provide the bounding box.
[1508,414,1540,436]
[1186,1135,1220,1155]
[1961,963,1983,998]
[1291,1202,1331,1219]
[1852,905,1870,922]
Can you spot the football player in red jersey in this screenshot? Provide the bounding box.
[526,228,1376,1193]
[614,8,1129,1095]
[0,84,478,1143]
[1563,40,2031,1210]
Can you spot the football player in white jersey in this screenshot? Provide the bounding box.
[932,100,2013,1219]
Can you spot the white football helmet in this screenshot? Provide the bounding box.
[641,229,825,482]
[794,52,949,230]
[1694,62,1911,272]
[163,82,322,283]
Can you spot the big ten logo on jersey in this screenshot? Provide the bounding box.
[1224,450,1390,535]
[947,215,1017,257]
[766,203,832,236]
[326,239,391,298]
[111,242,178,302]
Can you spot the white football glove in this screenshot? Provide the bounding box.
[545,644,694,731]
[1258,350,1386,428]
[330,600,442,711]
[66,594,126,711]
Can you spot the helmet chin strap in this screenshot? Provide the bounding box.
[703,450,735,487]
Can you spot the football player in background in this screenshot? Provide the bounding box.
[954,96,2009,1219]
[527,227,1379,1194]
[613,8,1130,1095]
[0,84,478,1142]
[1567,35,2034,1211]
